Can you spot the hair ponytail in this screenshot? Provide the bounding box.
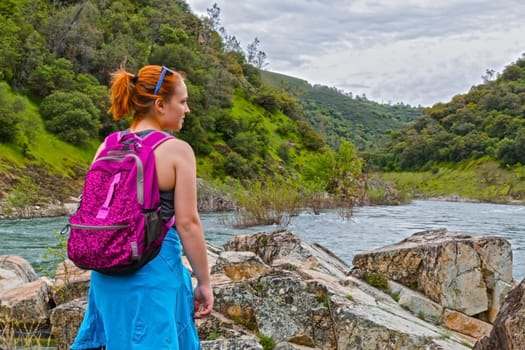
[108,65,184,122]
[108,68,135,120]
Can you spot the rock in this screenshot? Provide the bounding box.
[473,278,525,350]
[50,297,87,350]
[6,230,494,349]
[0,278,50,329]
[224,229,351,278]
[196,311,251,341]
[253,272,335,347]
[274,342,321,349]
[352,228,513,317]
[197,179,236,212]
[0,255,38,293]
[214,237,467,350]
[389,280,444,325]
[442,309,492,339]
[201,335,263,349]
[486,279,513,323]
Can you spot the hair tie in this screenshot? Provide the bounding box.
[131,74,138,84]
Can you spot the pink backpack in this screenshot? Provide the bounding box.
[66,130,175,274]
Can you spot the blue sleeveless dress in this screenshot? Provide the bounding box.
[70,227,200,350]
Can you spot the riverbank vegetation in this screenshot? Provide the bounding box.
[0,1,523,223]
[378,158,525,204]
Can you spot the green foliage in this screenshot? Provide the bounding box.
[0,0,347,195]
[390,291,400,302]
[0,82,38,153]
[7,177,40,213]
[252,87,280,112]
[28,57,75,97]
[0,305,54,350]
[262,71,424,151]
[297,120,325,151]
[315,291,330,308]
[206,330,218,341]
[39,90,101,146]
[0,83,22,143]
[227,176,304,227]
[298,140,364,207]
[221,151,254,179]
[258,334,276,350]
[379,157,525,202]
[439,330,452,339]
[9,0,523,210]
[374,54,525,170]
[364,271,389,292]
[40,230,68,278]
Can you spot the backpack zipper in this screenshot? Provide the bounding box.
[60,223,127,235]
[69,223,128,230]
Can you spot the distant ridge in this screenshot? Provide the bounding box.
[261,70,424,151]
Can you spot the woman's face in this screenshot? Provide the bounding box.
[161,81,190,131]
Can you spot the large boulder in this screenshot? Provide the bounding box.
[224,229,352,278]
[215,230,473,349]
[352,228,514,318]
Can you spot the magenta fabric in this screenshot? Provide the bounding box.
[67,130,174,274]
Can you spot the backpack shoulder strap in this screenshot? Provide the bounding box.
[104,131,124,147]
[142,130,174,149]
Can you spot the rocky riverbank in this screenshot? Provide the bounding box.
[1,228,523,349]
[0,179,237,220]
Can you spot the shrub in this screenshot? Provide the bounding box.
[39,90,101,146]
[0,84,23,143]
[364,271,389,292]
[228,177,304,228]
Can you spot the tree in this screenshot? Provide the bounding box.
[0,16,23,82]
[246,37,268,69]
[200,2,222,52]
[482,68,496,83]
[254,50,268,70]
[28,57,75,97]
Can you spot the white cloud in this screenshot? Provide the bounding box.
[185,0,525,106]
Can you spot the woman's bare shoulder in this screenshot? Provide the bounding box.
[159,137,195,161]
[164,137,192,151]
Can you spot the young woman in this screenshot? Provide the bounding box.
[71,65,213,349]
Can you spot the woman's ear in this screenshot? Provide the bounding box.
[154,98,165,112]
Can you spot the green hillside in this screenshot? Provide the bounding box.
[261,70,424,150]
[367,55,525,202]
[0,0,367,215]
[368,55,525,171]
[0,82,96,208]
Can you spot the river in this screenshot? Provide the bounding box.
[1,200,524,281]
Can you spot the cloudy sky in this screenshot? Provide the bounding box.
[185,0,525,107]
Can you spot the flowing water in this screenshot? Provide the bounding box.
[1,200,524,280]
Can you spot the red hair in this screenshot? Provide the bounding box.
[108,65,184,121]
